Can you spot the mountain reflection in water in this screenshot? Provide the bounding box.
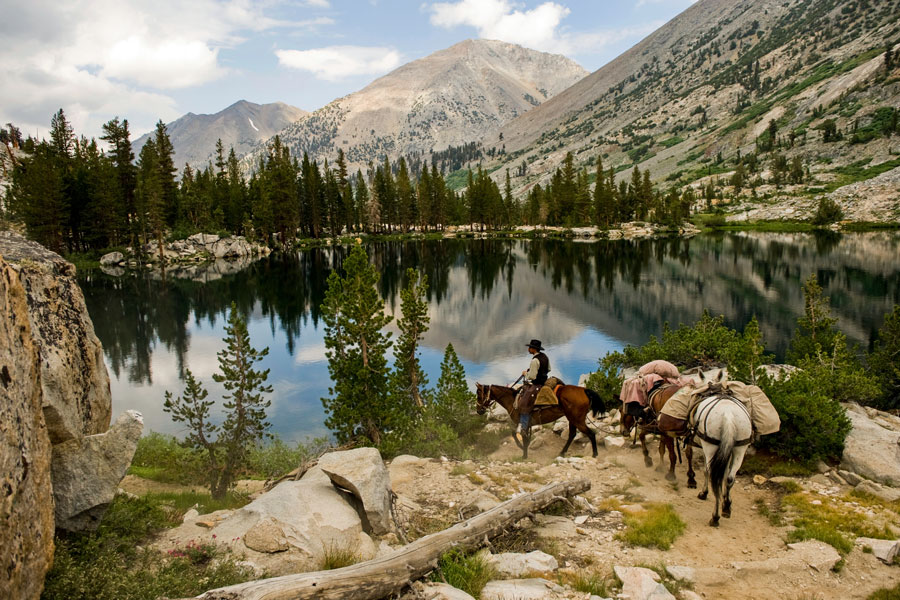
[79,231,900,441]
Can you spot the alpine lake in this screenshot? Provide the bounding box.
[78,230,900,443]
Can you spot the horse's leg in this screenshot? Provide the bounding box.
[560,422,576,456]
[571,413,598,458]
[655,436,666,473]
[664,436,677,482]
[685,441,697,489]
[697,443,711,502]
[723,445,749,518]
[640,429,653,467]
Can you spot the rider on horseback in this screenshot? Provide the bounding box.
[515,339,550,441]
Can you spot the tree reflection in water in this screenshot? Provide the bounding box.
[79,232,900,437]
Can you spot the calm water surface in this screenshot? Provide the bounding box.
[78,231,900,442]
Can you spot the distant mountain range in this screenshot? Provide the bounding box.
[133,100,307,170]
[244,39,588,172]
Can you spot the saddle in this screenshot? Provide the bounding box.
[534,376,564,407]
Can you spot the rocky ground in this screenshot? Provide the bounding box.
[130,407,900,600]
[385,422,899,600]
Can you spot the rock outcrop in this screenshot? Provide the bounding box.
[1,231,111,443]
[0,255,54,600]
[319,447,394,535]
[51,410,144,531]
[100,233,271,272]
[0,233,142,597]
[840,403,900,487]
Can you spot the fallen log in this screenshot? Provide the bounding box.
[184,477,590,600]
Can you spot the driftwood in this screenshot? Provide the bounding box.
[184,478,590,600]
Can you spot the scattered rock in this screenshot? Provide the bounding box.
[665,565,695,582]
[459,488,501,518]
[243,517,291,553]
[613,566,675,600]
[840,403,900,487]
[838,470,863,486]
[534,514,577,539]
[50,410,143,532]
[411,581,476,600]
[319,447,393,535]
[0,255,54,600]
[480,578,567,600]
[99,251,124,266]
[485,550,558,576]
[182,508,200,523]
[574,515,589,525]
[855,479,900,503]
[732,540,841,574]
[753,475,768,485]
[604,436,626,449]
[856,537,900,564]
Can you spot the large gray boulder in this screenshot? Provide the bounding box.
[319,447,394,535]
[51,410,144,531]
[197,467,376,574]
[840,403,900,486]
[0,232,111,443]
[0,256,55,600]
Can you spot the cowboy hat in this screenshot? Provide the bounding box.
[526,339,544,351]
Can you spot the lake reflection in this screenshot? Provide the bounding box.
[78,231,900,442]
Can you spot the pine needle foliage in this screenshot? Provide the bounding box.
[164,303,272,499]
[321,243,396,446]
[786,273,839,363]
[393,268,430,409]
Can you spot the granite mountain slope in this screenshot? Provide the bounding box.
[480,0,900,212]
[133,100,307,171]
[249,39,588,172]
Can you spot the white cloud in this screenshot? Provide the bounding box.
[427,0,660,58]
[305,0,331,6]
[276,45,403,81]
[429,0,569,51]
[0,0,310,138]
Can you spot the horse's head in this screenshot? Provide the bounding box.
[475,383,493,415]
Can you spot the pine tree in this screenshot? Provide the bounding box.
[393,268,430,409]
[154,120,178,227]
[787,274,839,363]
[212,303,272,498]
[728,316,773,384]
[321,243,395,446]
[431,343,476,431]
[869,305,900,410]
[136,138,164,259]
[164,304,272,499]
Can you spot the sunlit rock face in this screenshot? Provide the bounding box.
[0,255,54,600]
[0,231,111,443]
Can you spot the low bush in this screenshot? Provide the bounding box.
[129,431,205,484]
[757,370,851,462]
[431,549,496,598]
[616,503,686,550]
[869,305,900,410]
[42,495,254,600]
[811,196,844,225]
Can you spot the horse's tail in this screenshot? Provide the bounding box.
[584,388,605,417]
[709,414,735,496]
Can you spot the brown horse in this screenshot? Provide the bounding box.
[622,383,697,486]
[475,383,602,459]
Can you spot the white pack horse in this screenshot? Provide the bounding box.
[692,386,753,527]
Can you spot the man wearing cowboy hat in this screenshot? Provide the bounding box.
[515,339,550,441]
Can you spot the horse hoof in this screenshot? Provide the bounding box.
[665,472,676,482]
[644,457,653,468]
[698,491,708,500]
[687,480,697,489]
[723,510,731,518]
[709,517,720,527]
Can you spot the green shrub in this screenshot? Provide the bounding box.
[616,503,686,550]
[247,436,331,479]
[42,495,254,600]
[757,370,851,462]
[129,431,205,484]
[432,549,496,598]
[811,196,844,226]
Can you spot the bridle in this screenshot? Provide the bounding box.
[477,385,496,413]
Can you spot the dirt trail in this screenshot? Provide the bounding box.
[392,426,899,600]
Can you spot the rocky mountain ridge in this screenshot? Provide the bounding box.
[133,100,307,171]
[245,39,588,173]
[478,0,900,217]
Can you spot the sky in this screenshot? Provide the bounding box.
[1,0,698,141]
